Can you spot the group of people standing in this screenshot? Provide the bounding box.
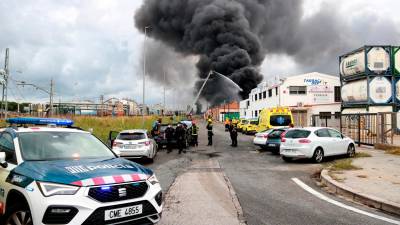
[164,123,190,154]
[152,116,238,154]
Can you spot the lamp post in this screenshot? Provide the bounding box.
[142,26,151,128]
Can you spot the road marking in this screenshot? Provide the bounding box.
[291,177,400,225]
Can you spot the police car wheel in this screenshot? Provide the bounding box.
[5,204,33,225]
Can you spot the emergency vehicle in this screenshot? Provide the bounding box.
[256,107,294,132]
[0,118,162,225]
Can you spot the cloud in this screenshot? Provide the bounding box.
[0,0,156,104]
[1,0,400,107]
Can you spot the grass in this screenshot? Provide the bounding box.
[74,116,186,142]
[0,115,185,142]
[374,143,400,156]
[355,152,372,158]
[329,158,361,171]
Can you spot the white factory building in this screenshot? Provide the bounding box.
[240,72,342,126]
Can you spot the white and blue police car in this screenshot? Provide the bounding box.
[0,118,163,225]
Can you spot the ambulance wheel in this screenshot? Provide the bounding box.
[4,203,33,225]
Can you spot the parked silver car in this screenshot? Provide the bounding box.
[111,129,158,162]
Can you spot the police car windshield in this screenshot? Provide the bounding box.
[18,132,115,161]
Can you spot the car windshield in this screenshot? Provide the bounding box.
[284,130,311,139]
[117,132,146,140]
[241,120,248,124]
[270,115,292,126]
[250,121,258,125]
[268,129,286,138]
[19,132,115,161]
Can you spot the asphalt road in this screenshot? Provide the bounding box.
[140,122,400,225]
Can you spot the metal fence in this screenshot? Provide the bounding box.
[311,112,396,146]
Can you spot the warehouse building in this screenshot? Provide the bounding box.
[240,72,341,126]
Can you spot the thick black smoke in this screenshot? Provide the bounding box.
[135,0,302,105]
[135,0,400,106]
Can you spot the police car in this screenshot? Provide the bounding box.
[0,118,163,225]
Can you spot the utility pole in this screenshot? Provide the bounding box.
[142,26,151,128]
[17,79,54,117]
[163,70,166,116]
[4,48,9,119]
[49,78,54,117]
[100,95,104,116]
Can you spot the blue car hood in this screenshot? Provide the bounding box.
[12,158,153,187]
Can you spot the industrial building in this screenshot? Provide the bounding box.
[240,72,341,126]
[205,101,240,122]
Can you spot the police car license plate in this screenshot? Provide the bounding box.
[105,204,143,221]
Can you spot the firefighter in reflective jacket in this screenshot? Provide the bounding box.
[191,122,199,146]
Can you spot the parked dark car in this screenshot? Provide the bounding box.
[265,128,289,154]
[154,123,190,149]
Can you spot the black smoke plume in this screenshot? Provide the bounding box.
[135,0,400,106]
[135,0,302,105]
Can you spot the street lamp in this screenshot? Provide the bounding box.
[142,26,151,128]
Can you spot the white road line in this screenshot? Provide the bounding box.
[291,177,400,225]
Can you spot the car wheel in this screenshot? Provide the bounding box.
[282,156,292,162]
[313,148,324,163]
[5,203,33,225]
[347,144,355,158]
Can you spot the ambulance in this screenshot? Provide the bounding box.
[256,107,294,132]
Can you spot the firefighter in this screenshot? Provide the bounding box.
[191,122,199,147]
[165,124,175,153]
[151,118,162,137]
[175,123,186,154]
[224,118,230,132]
[229,120,238,147]
[207,119,213,146]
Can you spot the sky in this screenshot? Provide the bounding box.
[1,0,400,108]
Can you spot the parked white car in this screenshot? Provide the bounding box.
[253,129,273,148]
[280,127,356,163]
[111,129,158,162]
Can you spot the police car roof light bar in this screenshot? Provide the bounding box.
[6,117,74,127]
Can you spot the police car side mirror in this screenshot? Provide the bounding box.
[0,152,8,168]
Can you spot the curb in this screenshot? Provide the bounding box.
[223,173,247,225]
[320,169,400,216]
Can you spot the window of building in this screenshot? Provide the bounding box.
[275,87,278,96]
[263,91,266,99]
[334,86,341,102]
[268,89,272,97]
[289,86,307,95]
[259,93,262,100]
[247,101,250,107]
[255,94,258,101]
[255,110,258,117]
